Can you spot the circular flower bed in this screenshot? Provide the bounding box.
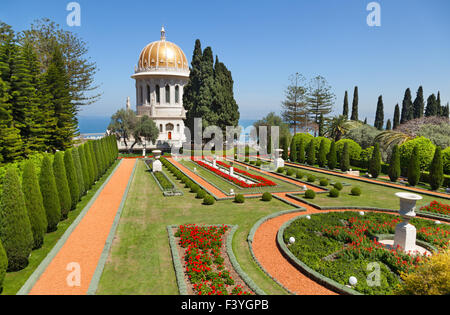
[283,212,449,295]
[420,201,450,216]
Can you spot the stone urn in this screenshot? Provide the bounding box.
[393,192,422,253]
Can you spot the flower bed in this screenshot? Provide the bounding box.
[193,159,275,188]
[283,212,449,295]
[420,201,450,216]
[175,224,253,295]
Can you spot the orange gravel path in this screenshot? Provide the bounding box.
[29,159,136,295]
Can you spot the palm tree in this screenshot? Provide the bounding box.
[374,130,413,154]
[325,115,362,141]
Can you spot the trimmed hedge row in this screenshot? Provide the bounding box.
[0,135,118,285]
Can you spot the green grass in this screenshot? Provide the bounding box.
[96,160,295,295]
[1,160,120,295]
[179,159,300,195]
[283,166,448,209]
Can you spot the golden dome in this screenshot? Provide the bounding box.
[136,27,189,73]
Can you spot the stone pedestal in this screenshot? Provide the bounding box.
[274,158,284,169]
[393,192,422,253]
[143,148,146,157]
[153,160,162,172]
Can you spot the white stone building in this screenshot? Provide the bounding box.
[130,27,189,149]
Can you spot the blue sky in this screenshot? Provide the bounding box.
[1,0,449,125]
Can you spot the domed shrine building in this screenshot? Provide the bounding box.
[131,27,189,149]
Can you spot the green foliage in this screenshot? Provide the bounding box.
[344,124,381,149]
[0,167,33,271]
[21,160,47,249]
[286,169,294,176]
[281,136,289,160]
[318,139,327,167]
[336,139,362,161]
[190,184,200,194]
[307,175,316,182]
[333,182,343,191]
[388,145,401,182]
[304,189,316,199]
[351,187,362,196]
[443,147,450,175]
[296,138,305,163]
[407,145,421,186]
[319,178,329,186]
[417,123,450,149]
[277,167,285,174]
[329,188,339,198]
[53,151,71,219]
[374,95,384,130]
[196,190,206,199]
[262,192,272,202]
[399,137,435,172]
[401,88,414,124]
[0,240,6,291]
[234,194,245,203]
[369,143,381,178]
[203,195,215,205]
[429,147,444,190]
[340,142,350,172]
[351,86,358,121]
[289,137,297,162]
[327,140,337,170]
[393,104,400,129]
[77,145,90,191]
[64,149,79,209]
[306,139,315,165]
[83,143,95,187]
[39,155,61,232]
[296,171,304,179]
[71,148,85,199]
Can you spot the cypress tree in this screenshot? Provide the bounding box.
[72,147,85,199]
[93,141,102,180]
[267,134,272,155]
[289,137,297,162]
[39,155,61,232]
[281,136,289,160]
[374,95,384,130]
[436,92,441,116]
[413,86,424,119]
[100,139,108,174]
[53,151,71,220]
[407,145,421,186]
[0,239,7,291]
[386,119,392,130]
[351,86,358,121]
[393,104,400,129]
[363,117,367,124]
[306,140,315,165]
[401,88,413,124]
[64,149,79,209]
[429,146,443,191]
[442,103,450,119]
[0,167,33,271]
[388,145,401,182]
[22,160,47,249]
[85,142,96,185]
[327,140,337,170]
[342,90,349,119]
[88,141,99,181]
[78,145,90,191]
[318,113,324,137]
[425,94,438,117]
[318,139,327,167]
[369,143,381,178]
[340,142,350,172]
[297,138,305,163]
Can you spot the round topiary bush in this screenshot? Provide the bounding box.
[305,189,316,199]
[333,182,343,191]
[296,171,304,179]
[336,139,362,162]
[203,195,215,205]
[249,160,255,165]
[190,184,200,193]
[234,194,245,203]
[256,160,262,166]
[245,158,250,163]
[196,190,206,199]
[351,187,362,196]
[319,178,329,186]
[262,192,272,202]
[329,188,340,198]
[287,169,294,176]
[277,167,285,174]
[399,137,436,172]
[307,175,316,182]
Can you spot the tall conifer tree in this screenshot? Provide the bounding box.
[413,86,424,119]
[374,95,384,130]
[350,86,358,121]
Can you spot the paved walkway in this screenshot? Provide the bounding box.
[28,159,136,295]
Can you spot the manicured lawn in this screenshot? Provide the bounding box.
[1,160,120,295]
[282,166,448,209]
[96,159,294,295]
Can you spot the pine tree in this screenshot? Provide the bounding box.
[327,140,337,170]
[307,76,335,136]
[0,167,33,271]
[78,144,90,191]
[407,145,421,186]
[393,104,400,129]
[39,155,61,232]
[340,142,350,172]
[425,94,438,117]
[429,146,443,190]
[72,147,85,198]
[289,137,297,162]
[369,143,381,178]
[53,151,71,219]
[281,73,308,134]
[351,86,359,121]
[318,139,327,167]
[342,90,349,119]
[22,160,47,249]
[297,138,305,163]
[374,95,384,130]
[413,86,424,119]
[386,119,392,130]
[388,145,401,182]
[306,139,315,165]
[401,88,413,124]
[64,149,79,209]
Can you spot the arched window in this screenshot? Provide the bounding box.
[165,85,170,104]
[159,124,163,132]
[146,85,150,104]
[166,123,174,131]
[175,85,180,104]
[155,85,160,103]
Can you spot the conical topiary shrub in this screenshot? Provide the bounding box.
[64,149,80,209]
[307,140,315,165]
[429,146,443,191]
[318,139,327,167]
[83,143,95,187]
[78,145,90,192]
[297,139,305,163]
[22,160,48,249]
[0,167,33,271]
[40,155,61,232]
[408,145,421,186]
[369,143,381,178]
[0,239,7,291]
[328,140,337,170]
[340,142,350,172]
[90,141,100,181]
[388,145,401,182]
[53,151,72,220]
[71,148,85,199]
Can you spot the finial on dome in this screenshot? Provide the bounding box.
[161,26,166,41]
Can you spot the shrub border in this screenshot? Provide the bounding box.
[166,224,266,295]
[16,160,123,295]
[143,159,183,196]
